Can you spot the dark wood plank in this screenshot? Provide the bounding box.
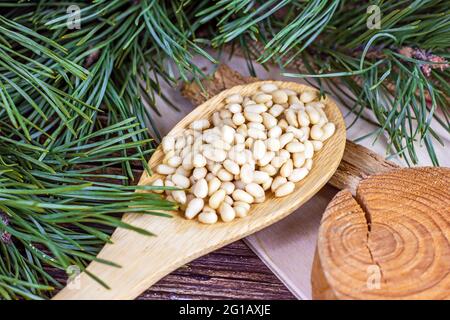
[138,240,296,300]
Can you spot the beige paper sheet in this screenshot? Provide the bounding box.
[145,56,449,300]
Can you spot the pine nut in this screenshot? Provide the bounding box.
[192,178,208,198]
[219,202,235,222]
[198,211,218,224]
[289,168,309,182]
[185,198,204,219]
[232,189,254,204]
[275,181,295,197]
[209,189,226,209]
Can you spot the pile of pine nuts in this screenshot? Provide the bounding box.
[152,83,335,224]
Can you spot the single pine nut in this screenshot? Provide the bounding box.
[245,104,267,114]
[305,158,313,170]
[209,189,226,209]
[321,122,335,141]
[310,124,324,140]
[222,125,235,144]
[232,112,245,126]
[293,152,306,168]
[221,181,235,195]
[286,126,303,140]
[285,109,299,127]
[278,119,288,131]
[192,178,208,198]
[268,126,282,138]
[172,190,187,204]
[182,153,194,170]
[289,168,309,182]
[244,112,263,123]
[271,176,287,192]
[266,138,281,152]
[167,155,182,167]
[279,132,294,148]
[258,151,275,167]
[262,113,277,129]
[217,168,234,182]
[269,104,284,117]
[260,83,278,93]
[306,106,321,125]
[162,136,175,153]
[234,205,249,218]
[232,189,254,204]
[185,198,204,219]
[208,177,221,196]
[297,110,310,127]
[260,164,277,176]
[272,90,288,104]
[312,140,323,151]
[224,195,234,206]
[252,139,266,160]
[248,122,265,131]
[156,164,175,175]
[280,159,293,178]
[223,159,240,175]
[193,154,207,168]
[289,95,302,105]
[253,171,270,184]
[245,183,265,198]
[304,140,314,159]
[198,211,218,224]
[219,203,235,222]
[203,146,227,162]
[275,181,295,197]
[172,174,191,188]
[226,94,243,104]
[285,141,305,153]
[190,119,210,130]
[254,93,272,104]
[300,91,316,103]
[227,103,242,113]
[248,128,266,140]
[262,177,273,190]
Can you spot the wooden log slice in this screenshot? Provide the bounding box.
[313,167,450,299]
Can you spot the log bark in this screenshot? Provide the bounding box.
[313,167,450,299]
[181,64,399,194]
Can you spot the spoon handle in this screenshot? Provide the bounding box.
[53,213,215,300]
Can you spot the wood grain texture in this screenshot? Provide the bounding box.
[182,64,399,195]
[313,167,450,299]
[142,241,295,300]
[53,80,346,299]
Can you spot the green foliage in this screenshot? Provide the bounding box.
[0,0,448,299]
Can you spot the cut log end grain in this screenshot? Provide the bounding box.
[313,167,450,300]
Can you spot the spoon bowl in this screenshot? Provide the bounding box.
[54,81,346,299]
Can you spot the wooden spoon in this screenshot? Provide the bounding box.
[53,81,346,299]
